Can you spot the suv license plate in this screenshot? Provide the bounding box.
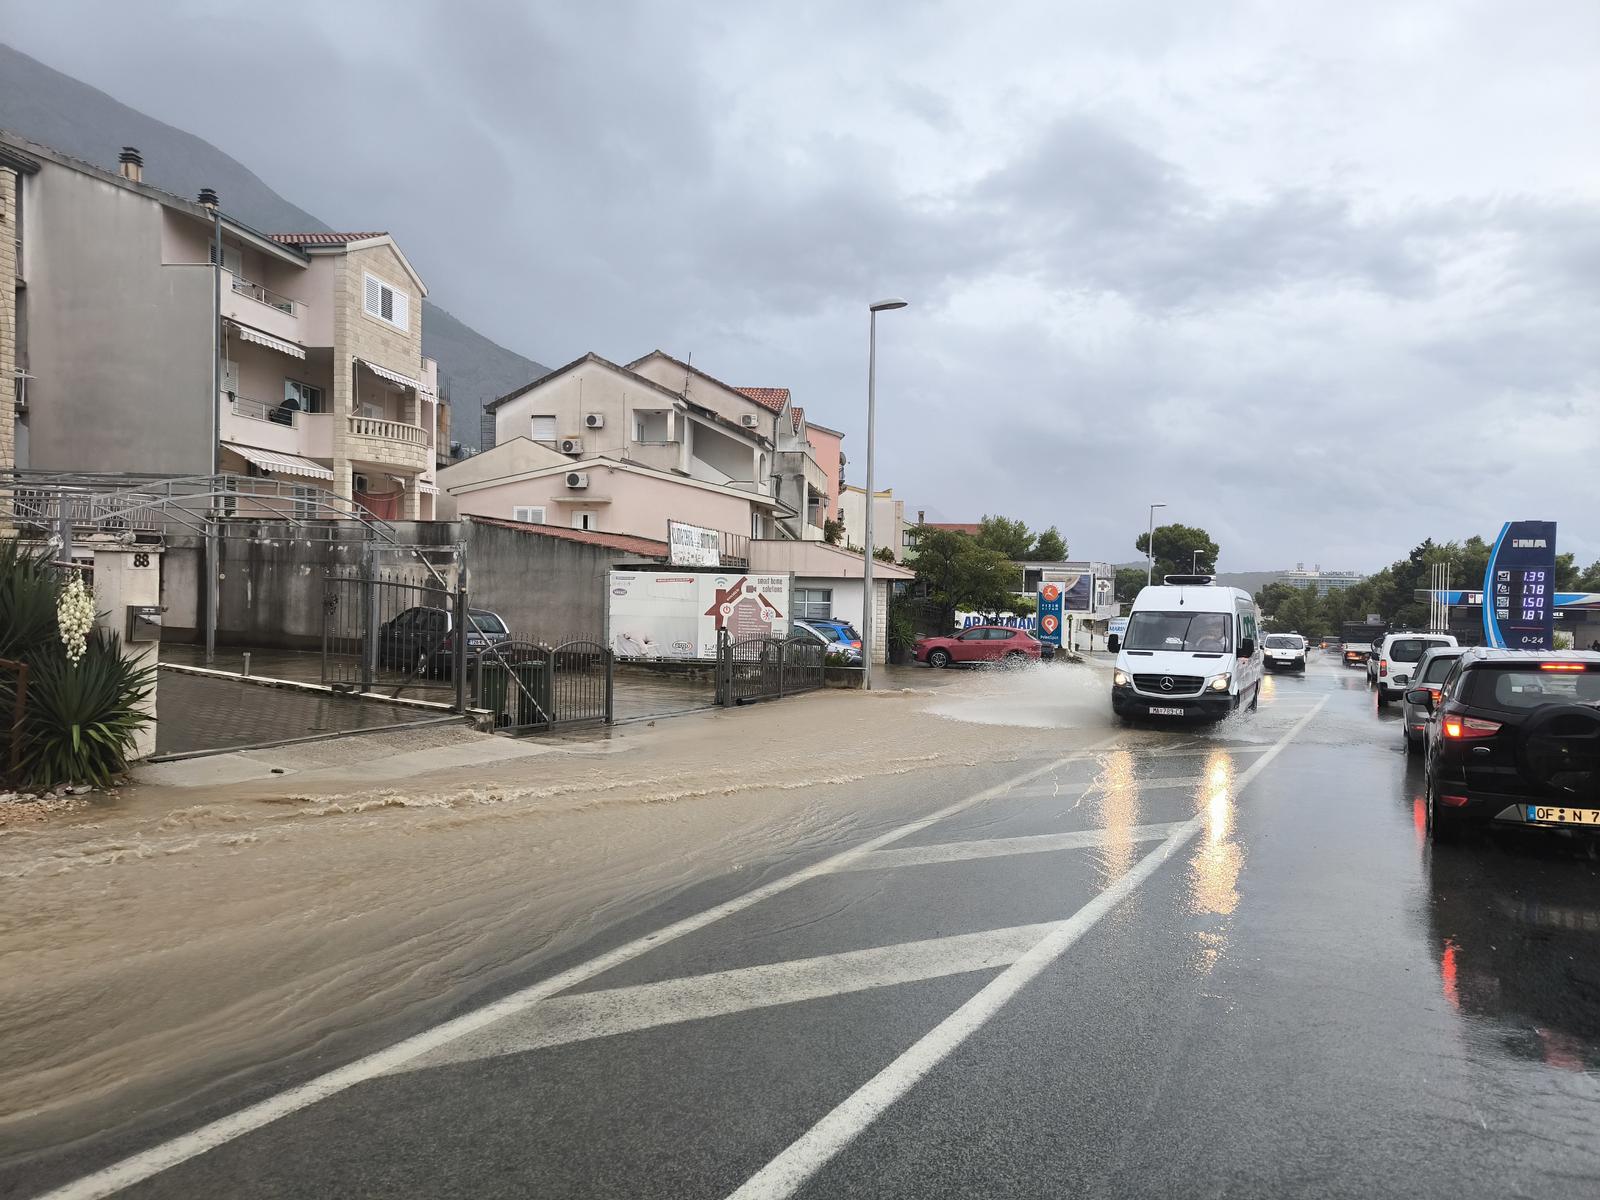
[1148,706,1185,717]
[1527,805,1600,826]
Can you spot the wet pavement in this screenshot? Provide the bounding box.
[9,654,1600,1198]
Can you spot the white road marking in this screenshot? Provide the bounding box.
[36,735,1130,1200]
[396,921,1064,1073]
[725,697,1327,1200]
[836,822,1184,872]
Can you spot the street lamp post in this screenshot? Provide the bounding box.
[862,298,907,691]
[1146,503,1167,585]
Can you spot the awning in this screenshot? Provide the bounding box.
[360,359,420,391]
[416,480,439,495]
[230,322,305,360]
[220,443,333,480]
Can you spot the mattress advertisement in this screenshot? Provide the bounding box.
[609,570,791,660]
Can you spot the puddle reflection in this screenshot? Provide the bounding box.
[1190,749,1242,921]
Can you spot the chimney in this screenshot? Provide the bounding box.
[918,509,925,523]
[118,146,143,184]
[197,188,219,210]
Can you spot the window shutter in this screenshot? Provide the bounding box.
[513,506,546,524]
[391,290,409,331]
[530,415,557,441]
[221,357,239,393]
[364,274,382,318]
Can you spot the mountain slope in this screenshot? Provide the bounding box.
[0,43,549,447]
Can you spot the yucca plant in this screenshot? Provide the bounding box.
[0,536,62,661]
[11,629,157,789]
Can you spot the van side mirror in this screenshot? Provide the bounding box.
[1238,637,1255,658]
[1106,634,1120,652]
[1405,687,1433,711]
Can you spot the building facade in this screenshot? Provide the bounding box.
[1278,564,1365,595]
[0,151,22,479]
[1,133,437,518]
[839,485,907,557]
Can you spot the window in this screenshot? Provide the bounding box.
[1390,638,1451,663]
[219,476,238,517]
[209,242,243,277]
[1419,654,1461,684]
[512,505,546,524]
[571,510,598,531]
[221,356,239,394]
[292,486,316,521]
[283,379,324,414]
[793,588,833,620]
[530,415,558,442]
[363,272,410,331]
[1124,611,1232,653]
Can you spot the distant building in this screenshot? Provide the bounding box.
[1278,563,1366,595]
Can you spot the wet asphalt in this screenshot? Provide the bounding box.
[16,655,1600,1199]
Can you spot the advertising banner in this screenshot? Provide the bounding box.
[667,520,722,568]
[1482,520,1557,649]
[1056,572,1094,613]
[1037,582,1064,647]
[609,570,790,660]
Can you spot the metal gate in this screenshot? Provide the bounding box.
[472,639,613,732]
[715,633,825,705]
[320,572,464,697]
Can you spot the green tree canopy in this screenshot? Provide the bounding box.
[1114,566,1148,603]
[1031,526,1068,561]
[976,515,1034,560]
[910,525,1022,624]
[1134,524,1221,581]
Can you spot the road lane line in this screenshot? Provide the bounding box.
[34,735,1131,1200]
[725,697,1327,1200]
[396,921,1065,1072]
[836,822,1184,871]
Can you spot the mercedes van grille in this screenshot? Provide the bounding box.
[1133,673,1204,695]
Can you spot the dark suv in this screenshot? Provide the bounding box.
[1414,649,1600,842]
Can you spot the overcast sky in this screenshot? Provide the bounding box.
[6,0,1598,570]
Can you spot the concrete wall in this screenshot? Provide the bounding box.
[839,486,907,556]
[630,353,779,442]
[434,437,573,519]
[21,158,215,474]
[805,425,845,520]
[0,165,16,478]
[462,519,641,640]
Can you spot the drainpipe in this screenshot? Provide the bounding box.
[206,192,222,474]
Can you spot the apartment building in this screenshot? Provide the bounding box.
[0,148,21,478]
[0,132,438,518]
[839,485,908,557]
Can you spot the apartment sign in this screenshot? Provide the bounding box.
[667,520,721,568]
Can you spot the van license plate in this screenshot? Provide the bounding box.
[1527,806,1600,826]
[1147,706,1185,717]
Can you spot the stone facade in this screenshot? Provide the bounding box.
[330,241,428,519]
[0,166,17,479]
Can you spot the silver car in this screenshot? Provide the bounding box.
[793,619,863,666]
[1401,645,1466,753]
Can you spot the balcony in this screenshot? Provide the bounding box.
[218,393,332,458]
[221,272,303,344]
[345,414,431,473]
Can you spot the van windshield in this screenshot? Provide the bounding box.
[1124,611,1232,653]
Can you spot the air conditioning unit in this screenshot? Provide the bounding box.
[741,414,760,428]
[559,437,584,454]
[565,471,589,489]
[584,413,605,429]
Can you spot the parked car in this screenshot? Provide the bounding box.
[803,618,862,651]
[1262,633,1306,672]
[1400,646,1466,754]
[916,625,1042,668]
[793,619,863,665]
[1414,649,1600,842]
[377,606,510,679]
[1373,631,1458,702]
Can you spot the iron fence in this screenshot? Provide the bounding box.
[715,633,825,705]
[472,638,613,732]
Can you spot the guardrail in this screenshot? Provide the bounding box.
[229,274,297,315]
[231,395,297,426]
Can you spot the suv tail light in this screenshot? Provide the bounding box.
[1443,716,1501,740]
[1541,663,1587,672]
[1427,687,1442,705]
[1378,661,1387,677]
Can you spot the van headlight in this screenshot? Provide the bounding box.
[1208,674,1232,692]
[1113,669,1130,687]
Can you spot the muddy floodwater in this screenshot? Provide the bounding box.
[0,662,1125,1166]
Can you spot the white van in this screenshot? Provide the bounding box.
[1107,575,1264,722]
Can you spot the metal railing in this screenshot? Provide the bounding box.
[230,395,298,426]
[230,274,297,315]
[348,415,429,446]
[715,633,825,705]
[473,639,612,732]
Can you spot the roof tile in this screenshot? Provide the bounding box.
[467,515,668,558]
[269,232,388,246]
[735,387,790,413]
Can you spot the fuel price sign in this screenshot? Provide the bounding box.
[1483,520,1557,650]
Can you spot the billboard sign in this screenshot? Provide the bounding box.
[667,520,722,568]
[609,570,790,660]
[1482,520,1557,649]
[1037,582,1063,647]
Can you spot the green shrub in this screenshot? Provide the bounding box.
[10,629,156,788]
[0,537,61,661]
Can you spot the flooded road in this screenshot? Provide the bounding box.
[5,655,1600,1198]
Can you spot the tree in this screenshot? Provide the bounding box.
[874,545,897,563]
[1133,524,1220,581]
[910,525,1022,629]
[1031,526,1067,561]
[1114,566,1148,603]
[822,517,844,546]
[976,515,1034,561]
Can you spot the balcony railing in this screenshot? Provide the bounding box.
[230,274,298,315]
[348,415,428,446]
[231,395,298,426]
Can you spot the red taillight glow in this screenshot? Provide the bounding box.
[850,641,861,648]
[1541,663,1586,672]
[1379,661,1388,676]
[1428,688,1442,704]
[1443,717,1500,740]
[1440,794,1471,807]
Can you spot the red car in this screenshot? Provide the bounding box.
[916,625,1042,668]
